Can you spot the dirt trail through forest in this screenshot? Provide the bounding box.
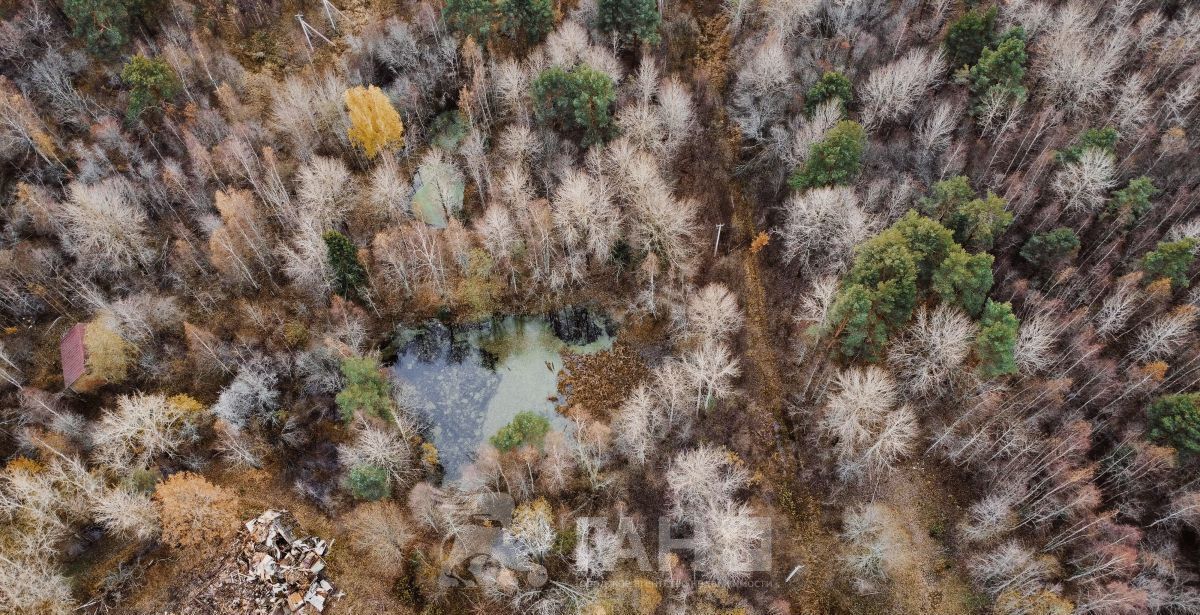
[730,184,789,434]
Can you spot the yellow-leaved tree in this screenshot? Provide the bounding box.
[83,315,134,387]
[345,85,404,159]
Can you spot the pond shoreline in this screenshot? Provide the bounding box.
[383,307,615,481]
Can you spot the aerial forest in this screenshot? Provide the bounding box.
[2,0,1200,613]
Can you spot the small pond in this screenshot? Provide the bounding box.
[389,310,613,480]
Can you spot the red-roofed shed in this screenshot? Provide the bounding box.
[61,323,87,390]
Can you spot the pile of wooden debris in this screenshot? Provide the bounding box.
[154,509,341,615]
[240,510,341,614]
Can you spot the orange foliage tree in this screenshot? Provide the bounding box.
[153,472,240,549]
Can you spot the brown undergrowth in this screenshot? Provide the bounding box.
[556,342,651,419]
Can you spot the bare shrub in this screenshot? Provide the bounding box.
[338,422,417,490]
[93,486,159,541]
[346,501,413,571]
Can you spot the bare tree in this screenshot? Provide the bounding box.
[544,21,589,69]
[573,517,619,579]
[0,551,74,614]
[417,150,465,223]
[685,283,744,344]
[841,504,906,593]
[693,501,768,586]
[1162,71,1200,127]
[279,224,333,299]
[969,541,1053,597]
[1036,7,1126,115]
[581,46,624,85]
[0,342,22,388]
[271,71,351,157]
[722,0,755,33]
[960,490,1019,543]
[60,178,152,277]
[1130,306,1196,363]
[491,58,529,121]
[915,100,960,169]
[295,155,353,231]
[822,0,885,39]
[209,189,273,288]
[613,385,660,465]
[212,360,280,429]
[0,75,57,166]
[92,486,159,541]
[108,293,184,347]
[92,393,190,474]
[859,47,947,129]
[778,186,873,275]
[497,162,534,213]
[497,124,539,167]
[1151,491,1200,531]
[552,171,619,266]
[476,204,520,283]
[214,419,265,469]
[503,498,556,560]
[537,431,577,495]
[401,220,451,297]
[1169,218,1200,243]
[628,190,699,281]
[368,153,412,222]
[406,482,444,532]
[460,127,490,201]
[666,445,750,523]
[1014,312,1060,374]
[1053,148,1117,214]
[1075,581,1150,615]
[657,78,696,155]
[820,367,918,481]
[650,359,696,432]
[797,276,840,327]
[762,0,819,41]
[28,49,94,129]
[1110,72,1153,134]
[888,305,976,396]
[572,418,613,490]
[730,34,794,139]
[616,101,665,156]
[346,501,413,571]
[857,405,919,480]
[682,340,741,411]
[788,100,842,168]
[372,227,416,297]
[1095,273,1143,338]
[271,75,323,158]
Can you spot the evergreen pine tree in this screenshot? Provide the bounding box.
[323,231,369,300]
[975,299,1019,378]
[597,0,661,46]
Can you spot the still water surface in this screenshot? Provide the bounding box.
[390,315,612,479]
